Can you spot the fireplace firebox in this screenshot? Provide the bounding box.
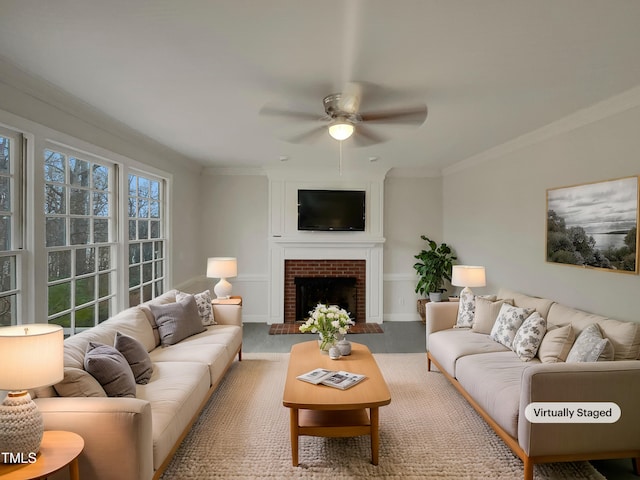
[295,277,357,322]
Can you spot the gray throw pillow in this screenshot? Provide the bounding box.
[149,295,206,346]
[84,342,136,398]
[114,331,154,384]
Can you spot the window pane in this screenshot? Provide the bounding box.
[98,300,109,322]
[0,256,15,293]
[76,305,95,328]
[98,246,110,271]
[129,220,137,240]
[0,295,14,326]
[76,277,95,305]
[129,289,141,307]
[98,273,110,298]
[70,218,90,245]
[155,260,163,278]
[69,157,90,187]
[138,220,148,239]
[0,217,10,250]
[0,137,9,174]
[0,177,10,211]
[93,192,109,216]
[70,188,90,215]
[94,219,108,243]
[92,165,109,191]
[75,247,95,275]
[128,197,136,218]
[143,283,152,302]
[49,313,70,329]
[48,282,71,315]
[150,181,160,200]
[150,201,160,219]
[46,217,66,247]
[129,244,140,264]
[44,185,66,214]
[128,175,137,196]
[138,198,149,218]
[129,265,140,287]
[142,242,153,262]
[143,263,152,283]
[150,221,160,239]
[154,241,163,259]
[44,150,66,183]
[48,251,71,281]
[154,280,164,296]
[138,177,150,198]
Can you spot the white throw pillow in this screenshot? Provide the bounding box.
[512,312,547,361]
[566,324,614,363]
[490,304,534,349]
[471,298,512,334]
[176,289,215,325]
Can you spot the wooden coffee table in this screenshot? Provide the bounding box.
[282,341,391,466]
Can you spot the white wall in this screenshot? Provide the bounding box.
[443,102,640,323]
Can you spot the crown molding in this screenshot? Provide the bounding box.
[202,166,266,176]
[443,85,640,176]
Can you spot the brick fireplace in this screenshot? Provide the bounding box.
[284,259,366,323]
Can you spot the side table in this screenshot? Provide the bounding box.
[0,430,84,480]
[212,295,242,306]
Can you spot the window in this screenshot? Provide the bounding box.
[45,147,116,335]
[128,173,165,306]
[0,128,23,326]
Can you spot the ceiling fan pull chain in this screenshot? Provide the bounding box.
[339,140,343,176]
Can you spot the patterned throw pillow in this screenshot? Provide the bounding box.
[176,290,215,325]
[512,312,547,361]
[566,324,614,363]
[490,304,534,349]
[456,293,497,328]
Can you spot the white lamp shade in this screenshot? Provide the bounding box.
[328,120,354,141]
[0,324,64,391]
[206,257,237,279]
[451,265,486,288]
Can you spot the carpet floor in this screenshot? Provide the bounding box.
[160,352,605,479]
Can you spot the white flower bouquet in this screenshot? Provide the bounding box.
[299,303,355,351]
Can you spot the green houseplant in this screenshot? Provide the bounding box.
[413,235,457,303]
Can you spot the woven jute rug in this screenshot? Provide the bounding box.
[160,353,605,479]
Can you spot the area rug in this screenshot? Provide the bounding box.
[160,353,605,479]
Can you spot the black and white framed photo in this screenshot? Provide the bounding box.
[546,176,639,274]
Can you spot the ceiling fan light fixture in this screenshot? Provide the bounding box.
[328,118,354,141]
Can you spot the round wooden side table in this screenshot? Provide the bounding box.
[0,430,84,480]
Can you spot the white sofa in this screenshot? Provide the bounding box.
[426,288,640,480]
[33,289,242,480]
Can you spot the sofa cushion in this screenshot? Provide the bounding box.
[497,288,555,319]
[547,303,640,360]
[566,324,614,363]
[471,298,512,334]
[53,367,107,397]
[490,304,534,349]
[456,351,535,439]
[115,332,154,384]
[84,342,136,398]
[176,290,215,326]
[149,342,229,385]
[428,328,509,377]
[512,312,547,361]
[149,295,206,346]
[537,324,575,363]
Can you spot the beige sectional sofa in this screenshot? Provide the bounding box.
[33,289,242,480]
[426,288,640,480]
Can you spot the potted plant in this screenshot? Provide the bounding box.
[413,235,457,308]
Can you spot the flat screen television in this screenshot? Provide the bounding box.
[298,190,365,231]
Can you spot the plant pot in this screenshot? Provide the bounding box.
[417,298,428,322]
[428,292,443,302]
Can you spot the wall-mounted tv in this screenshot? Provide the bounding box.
[298,189,365,231]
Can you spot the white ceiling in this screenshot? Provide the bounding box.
[1,0,640,173]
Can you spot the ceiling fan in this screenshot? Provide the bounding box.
[260,82,428,147]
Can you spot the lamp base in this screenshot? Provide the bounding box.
[0,391,44,463]
[213,278,232,299]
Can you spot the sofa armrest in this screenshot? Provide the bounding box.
[35,397,153,480]
[425,302,459,351]
[213,304,242,327]
[518,361,640,457]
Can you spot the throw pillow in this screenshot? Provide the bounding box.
[53,367,107,397]
[114,332,154,384]
[566,324,615,363]
[456,293,497,328]
[471,298,512,334]
[84,342,136,398]
[176,289,215,326]
[490,304,534,349]
[537,325,576,363]
[149,295,206,346]
[512,312,547,361]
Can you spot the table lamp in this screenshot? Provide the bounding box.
[206,257,238,299]
[451,265,486,297]
[0,324,64,462]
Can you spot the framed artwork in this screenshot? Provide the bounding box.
[546,176,639,274]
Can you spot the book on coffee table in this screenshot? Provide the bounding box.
[297,368,366,390]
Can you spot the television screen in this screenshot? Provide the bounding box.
[298,190,365,231]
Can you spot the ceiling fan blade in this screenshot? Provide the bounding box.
[359,105,428,125]
[350,125,388,147]
[260,105,322,122]
[284,125,328,144]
